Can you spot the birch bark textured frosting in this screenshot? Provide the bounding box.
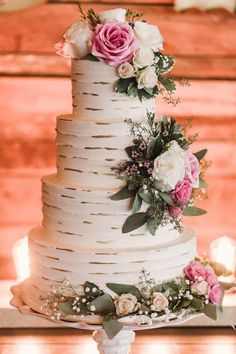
[20,57,196,313]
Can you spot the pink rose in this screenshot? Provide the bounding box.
[171,178,192,204]
[184,261,206,281]
[91,22,136,66]
[205,268,218,287]
[168,205,183,218]
[185,151,200,188]
[208,284,223,305]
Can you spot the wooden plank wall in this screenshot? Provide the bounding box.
[0,1,236,278]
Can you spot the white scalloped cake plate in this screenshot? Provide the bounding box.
[10,281,202,331]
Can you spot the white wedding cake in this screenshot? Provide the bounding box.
[14,8,223,337]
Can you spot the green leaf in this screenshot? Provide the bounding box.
[84,54,100,62]
[84,281,103,298]
[180,299,191,308]
[194,149,208,161]
[163,281,179,293]
[151,283,164,292]
[103,318,123,340]
[122,212,147,233]
[147,138,164,159]
[183,206,207,216]
[115,78,134,93]
[106,283,143,301]
[159,75,176,93]
[203,303,217,321]
[132,193,142,213]
[159,192,174,206]
[191,297,204,311]
[89,294,115,315]
[138,189,152,204]
[58,300,78,315]
[125,146,133,158]
[147,217,158,236]
[110,186,135,201]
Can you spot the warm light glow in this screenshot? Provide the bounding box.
[210,236,236,275]
[142,344,174,354]
[13,236,30,282]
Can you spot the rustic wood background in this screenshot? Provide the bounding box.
[0,0,236,278]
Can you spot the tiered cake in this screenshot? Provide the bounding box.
[15,9,224,335]
[21,58,195,313]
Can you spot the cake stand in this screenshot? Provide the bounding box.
[10,283,201,354]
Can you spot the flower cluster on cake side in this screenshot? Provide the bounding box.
[110,112,210,234]
[55,7,178,102]
[42,260,227,339]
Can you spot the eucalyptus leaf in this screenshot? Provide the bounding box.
[194,149,208,161]
[89,294,115,315]
[203,303,217,321]
[183,206,207,216]
[163,281,179,293]
[159,192,174,206]
[191,297,204,310]
[84,281,103,297]
[122,212,147,233]
[132,193,142,213]
[147,217,158,236]
[106,283,142,301]
[103,318,123,340]
[110,186,135,201]
[138,189,152,204]
[151,283,164,292]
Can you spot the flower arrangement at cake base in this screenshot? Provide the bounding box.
[11,260,232,341]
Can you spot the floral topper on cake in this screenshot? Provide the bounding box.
[55,7,180,102]
[110,113,210,234]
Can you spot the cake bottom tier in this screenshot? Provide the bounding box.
[21,226,196,314]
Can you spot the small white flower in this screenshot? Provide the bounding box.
[114,294,139,317]
[137,66,157,89]
[133,47,154,69]
[185,279,190,285]
[152,292,169,312]
[92,287,97,293]
[99,8,127,23]
[85,287,90,293]
[90,305,96,312]
[134,21,164,51]
[59,21,93,59]
[118,62,135,79]
[152,141,186,192]
[76,308,80,313]
[82,298,86,303]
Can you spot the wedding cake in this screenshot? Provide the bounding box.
[16,8,223,338]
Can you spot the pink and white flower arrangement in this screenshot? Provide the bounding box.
[111,113,209,234]
[55,7,176,101]
[184,261,223,305]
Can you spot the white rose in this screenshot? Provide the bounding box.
[191,280,209,296]
[118,62,135,78]
[137,66,157,89]
[134,21,164,51]
[152,141,186,192]
[114,294,139,316]
[63,21,93,59]
[152,292,169,312]
[133,47,154,69]
[99,8,127,23]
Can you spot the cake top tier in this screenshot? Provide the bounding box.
[55,7,176,106]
